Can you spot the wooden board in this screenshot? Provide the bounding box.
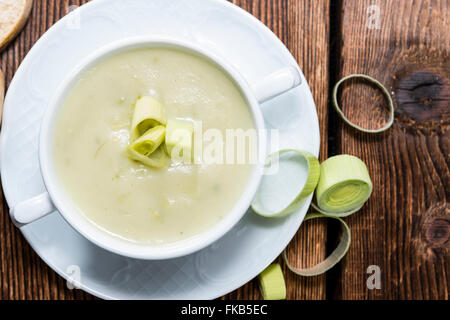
[332,0,449,299]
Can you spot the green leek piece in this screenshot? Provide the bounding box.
[258,264,286,300]
[128,145,168,169]
[129,125,165,156]
[127,125,167,168]
[254,151,373,278]
[130,96,166,142]
[165,119,194,162]
[251,150,320,217]
[332,74,394,133]
[312,155,373,217]
[282,213,351,276]
[281,154,370,276]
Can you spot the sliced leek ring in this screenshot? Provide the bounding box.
[282,213,351,276]
[127,125,167,168]
[253,151,373,278]
[251,150,320,217]
[129,125,165,156]
[127,145,168,169]
[280,155,371,276]
[258,263,286,300]
[313,155,373,217]
[130,96,166,142]
[332,74,394,133]
[165,118,194,163]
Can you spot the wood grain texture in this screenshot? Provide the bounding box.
[332,0,449,299]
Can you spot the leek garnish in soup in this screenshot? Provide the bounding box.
[53,48,255,245]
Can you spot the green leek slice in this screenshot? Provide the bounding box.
[253,151,373,278]
[127,125,167,168]
[165,119,194,163]
[258,264,286,300]
[313,155,373,217]
[282,213,351,276]
[332,74,394,133]
[251,150,320,217]
[128,145,168,169]
[130,96,166,142]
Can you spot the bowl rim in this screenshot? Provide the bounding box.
[38,35,267,260]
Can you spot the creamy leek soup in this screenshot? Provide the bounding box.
[53,47,255,245]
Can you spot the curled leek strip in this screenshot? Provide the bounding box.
[258,264,286,300]
[128,145,168,169]
[313,155,373,217]
[282,213,351,276]
[251,150,320,217]
[130,96,166,142]
[129,125,165,156]
[127,125,168,168]
[253,152,372,280]
[280,155,371,276]
[333,74,395,133]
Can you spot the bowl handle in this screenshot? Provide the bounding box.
[10,192,55,227]
[251,66,302,104]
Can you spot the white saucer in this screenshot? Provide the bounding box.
[0,0,319,299]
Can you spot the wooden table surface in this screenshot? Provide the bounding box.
[0,0,448,300]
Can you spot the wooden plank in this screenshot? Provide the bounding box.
[332,0,449,299]
[223,0,330,300]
